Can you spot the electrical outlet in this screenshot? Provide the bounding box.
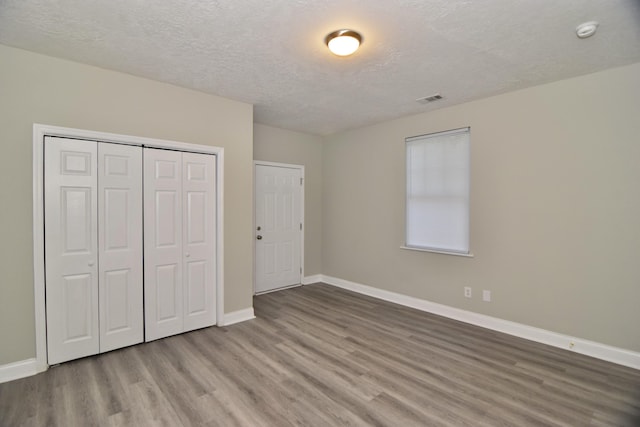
[464,287,472,298]
[482,290,491,302]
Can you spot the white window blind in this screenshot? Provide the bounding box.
[406,127,470,254]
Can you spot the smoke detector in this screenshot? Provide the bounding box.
[576,21,598,39]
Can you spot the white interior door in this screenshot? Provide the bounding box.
[144,148,184,341]
[182,152,217,331]
[98,143,143,352]
[45,136,99,364]
[255,164,302,294]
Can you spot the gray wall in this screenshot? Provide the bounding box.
[322,62,640,352]
[3,41,639,367]
[0,45,255,365]
[253,123,324,276]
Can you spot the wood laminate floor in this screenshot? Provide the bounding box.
[1,283,639,426]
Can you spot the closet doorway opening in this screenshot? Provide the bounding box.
[32,123,224,371]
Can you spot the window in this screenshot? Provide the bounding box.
[405,127,470,254]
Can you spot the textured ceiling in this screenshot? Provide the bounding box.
[1,0,639,135]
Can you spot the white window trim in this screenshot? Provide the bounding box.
[405,126,471,256]
[32,123,225,371]
[400,246,474,257]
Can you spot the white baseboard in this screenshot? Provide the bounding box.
[222,307,256,326]
[0,358,47,384]
[317,275,640,370]
[302,274,323,285]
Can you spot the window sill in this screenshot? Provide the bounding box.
[400,246,474,258]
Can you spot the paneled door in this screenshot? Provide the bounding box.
[45,138,143,364]
[45,137,99,364]
[144,148,216,341]
[182,152,216,332]
[254,164,302,294]
[98,143,143,352]
[144,148,184,341]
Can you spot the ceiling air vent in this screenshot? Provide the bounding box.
[416,94,443,104]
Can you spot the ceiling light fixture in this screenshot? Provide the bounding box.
[325,29,362,56]
[576,21,599,39]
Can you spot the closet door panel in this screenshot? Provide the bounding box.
[182,152,216,331]
[98,143,143,352]
[45,137,99,364]
[144,148,184,341]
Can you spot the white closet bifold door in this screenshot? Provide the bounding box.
[44,137,215,362]
[182,152,216,332]
[45,137,99,364]
[144,148,184,341]
[144,148,216,341]
[98,143,143,352]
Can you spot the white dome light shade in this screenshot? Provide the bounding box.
[325,29,362,56]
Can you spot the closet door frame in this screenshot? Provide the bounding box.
[32,123,225,372]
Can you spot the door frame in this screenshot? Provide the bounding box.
[253,160,305,295]
[32,123,225,371]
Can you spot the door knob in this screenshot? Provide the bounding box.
[88,261,95,267]
[256,235,262,240]
[257,226,261,231]
[185,253,190,257]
